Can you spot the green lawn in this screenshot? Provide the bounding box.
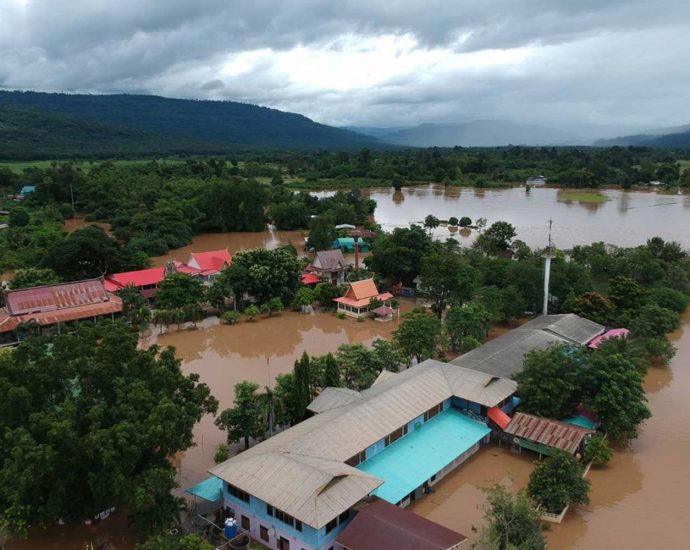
[0,158,190,173]
[557,190,611,204]
[678,160,690,174]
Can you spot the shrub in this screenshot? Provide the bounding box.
[583,434,613,467]
[448,216,459,226]
[214,444,230,464]
[527,450,590,513]
[337,312,346,319]
[647,287,690,314]
[244,304,260,321]
[459,216,472,227]
[220,311,241,325]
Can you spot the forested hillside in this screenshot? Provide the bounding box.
[0,90,382,157]
[596,129,690,148]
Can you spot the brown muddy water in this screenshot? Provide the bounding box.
[318,185,690,249]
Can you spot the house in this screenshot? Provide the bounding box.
[333,279,393,318]
[587,328,630,349]
[526,176,547,186]
[209,359,517,550]
[503,412,593,458]
[333,237,369,253]
[308,249,350,285]
[0,279,122,346]
[336,498,466,550]
[451,314,605,379]
[104,262,200,299]
[186,249,232,284]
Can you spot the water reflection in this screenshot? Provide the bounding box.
[392,190,405,205]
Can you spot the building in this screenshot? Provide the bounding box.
[308,250,351,285]
[333,279,393,318]
[451,314,605,379]
[503,412,594,458]
[209,359,517,550]
[526,176,547,186]
[105,261,204,298]
[0,279,122,346]
[186,249,232,284]
[333,237,368,253]
[336,498,466,550]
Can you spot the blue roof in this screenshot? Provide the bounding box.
[20,186,36,194]
[357,408,490,504]
[563,415,597,430]
[185,476,223,502]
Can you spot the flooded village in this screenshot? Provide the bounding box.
[3,185,689,549]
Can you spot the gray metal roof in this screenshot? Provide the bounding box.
[307,387,363,413]
[451,314,604,379]
[211,360,517,528]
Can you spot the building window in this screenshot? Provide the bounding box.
[338,510,350,524]
[295,520,302,532]
[345,450,366,467]
[424,403,441,422]
[267,504,301,531]
[260,525,269,542]
[241,515,250,531]
[267,504,273,516]
[226,482,250,503]
[279,537,290,550]
[325,517,338,534]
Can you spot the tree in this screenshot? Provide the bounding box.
[244,304,260,321]
[448,216,459,226]
[646,286,690,314]
[335,343,382,390]
[527,451,590,514]
[215,381,265,450]
[499,285,527,323]
[313,282,342,306]
[117,284,151,327]
[307,215,336,251]
[459,216,472,228]
[629,304,680,338]
[365,225,432,284]
[393,308,441,364]
[155,273,205,311]
[583,434,613,467]
[563,291,614,325]
[581,352,651,442]
[444,302,491,352]
[478,485,546,550]
[9,267,61,289]
[423,214,440,234]
[291,286,315,310]
[0,323,217,538]
[293,352,312,422]
[8,208,29,227]
[474,221,516,256]
[42,225,145,280]
[268,297,284,316]
[137,534,214,550]
[321,352,341,388]
[220,310,241,325]
[608,276,645,317]
[420,252,475,319]
[199,178,268,232]
[516,346,584,419]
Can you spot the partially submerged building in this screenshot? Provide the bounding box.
[333,279,393,318]
[503,412,594,458]
[451,314,605,379]
[0,279,122,346]
[186,249,232,284]
[307,249,350,285]
[209,359,516,550]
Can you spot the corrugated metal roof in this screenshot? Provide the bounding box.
[307,387,363,413]
[337,498,466,550]
[504,412,593,454]
[211,360,516,528]
[451,314,604,378]
[188,249,231,273]
[311,249,348,272]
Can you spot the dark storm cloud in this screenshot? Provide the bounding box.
[1,0,689,129]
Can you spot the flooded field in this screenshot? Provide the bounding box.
[332,185,690,249]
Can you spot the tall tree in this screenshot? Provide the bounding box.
[307,214,336,251]
[420,252,475,319]
[321,353,341,388]
[474,221,517,256]
[215,381,266,450]
[293,352,312,422]
[0,323,217,539]
[9,267,61,289]
[155,273,205,310]
[365,225,432,284]
[393,308,442,364]
[444,302,491,352]
[527,451,590,514]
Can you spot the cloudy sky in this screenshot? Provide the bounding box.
[1,0,689,131]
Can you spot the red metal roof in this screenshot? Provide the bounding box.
[187,249,231,273]
[487,406,511,430]
[337,498,466,550]
[504,412,593,454]
[105,266,166,290]
[0,279,122,333]
[301,273,322,285]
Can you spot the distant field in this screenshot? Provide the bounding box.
[557,190,611,204]
[0,158,190,173]
[678,159,690,174]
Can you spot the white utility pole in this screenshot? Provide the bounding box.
[542,219,554,316]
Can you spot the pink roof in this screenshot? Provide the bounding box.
[371,305,395,316]
[105,262,199,290]
[588,328,630,349]
[0,279,122,333]
[187,249,232,274]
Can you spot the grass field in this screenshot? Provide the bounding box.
[557,190,611,203]
[0,158,191,173]
[678,159,690,174]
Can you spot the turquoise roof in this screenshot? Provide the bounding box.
[20,185,36,194]
[185,476,223,502]
[357,408,490,504]
[563,415,597,430]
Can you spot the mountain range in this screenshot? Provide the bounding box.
[1,89,689,157]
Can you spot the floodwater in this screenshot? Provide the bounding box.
[319,185,690,249]
[411,310,690,550]
[144,305,413,493]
